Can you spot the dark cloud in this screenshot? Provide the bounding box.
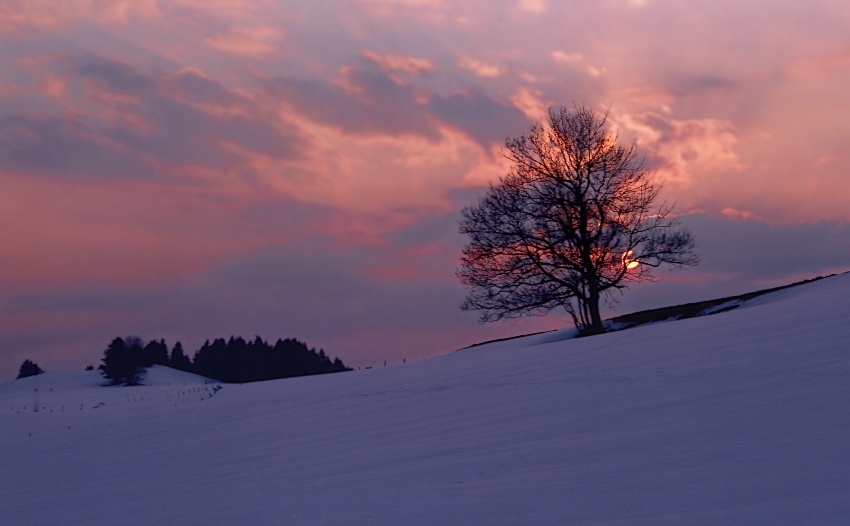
[76,58,156,94]
[427,88,530,147]
[107,95,298,165]
[0,55,306,179]
[639,113,676,135]
[389,210,461,249]
[164,69,233,106]
[664,75,737,98]
[683,214,850,281]
[610,214,850,316]
[0,114,153,178]
[261,61,529,148]
[261,66,440,140]
[3,284,156,316]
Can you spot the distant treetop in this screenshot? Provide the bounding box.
[16,359,44,380]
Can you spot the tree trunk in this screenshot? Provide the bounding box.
[585,288,605,335]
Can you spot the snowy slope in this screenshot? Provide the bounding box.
[1,274,849,525]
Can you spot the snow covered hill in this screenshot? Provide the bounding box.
[2,274,849,525]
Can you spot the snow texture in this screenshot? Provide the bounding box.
[2,274,849,525]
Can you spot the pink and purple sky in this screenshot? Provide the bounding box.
[2,0,850,379]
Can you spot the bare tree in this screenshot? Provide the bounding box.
[458,105,699,335]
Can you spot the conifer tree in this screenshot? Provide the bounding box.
[99,337,144,385]
[169,341,193,371]
[16,359,44,379]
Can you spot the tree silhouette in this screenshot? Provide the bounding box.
[140,339,169,367]
[169,341,193,372]
[99,337,145,385]
[16,359,44,379]
[192,336,350,383]
[459,105,699,335]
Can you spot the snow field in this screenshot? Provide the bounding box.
[1,274,849,525]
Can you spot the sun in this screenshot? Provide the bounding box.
[623,250,640,270]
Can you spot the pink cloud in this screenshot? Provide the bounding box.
[721,208,768,223]
[359,0,446,12]
[786,47,850,75]
[362,50,436,76]
[0,0,161,32]
[614,110,744,189]
[205,26,284,57]
[40,74,67,99]
[517,0,547,13]
[363,242,458,283]
[228,120,487,214]
[510,86,548,121]
[551,50,582,64]
[458,57,502,78]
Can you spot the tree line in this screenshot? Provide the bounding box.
[99,335,350,385]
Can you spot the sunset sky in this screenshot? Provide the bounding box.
[2,0,850,379]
